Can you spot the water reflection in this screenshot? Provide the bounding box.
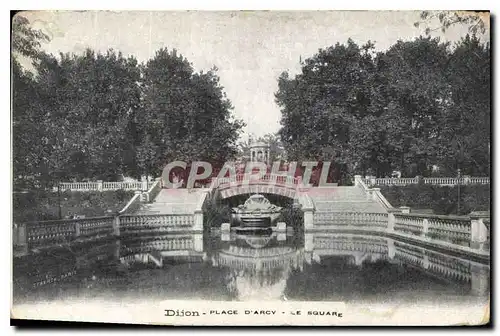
[13,230,490,305]
[209,232,303,301]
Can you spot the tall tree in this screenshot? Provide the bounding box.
[12,14,51,189]
[436,35,490,175]
[275,35,490,180]
[138,48,244,177]
[373,36,451,176]
[15,49,142,185]
[276,39,378,179]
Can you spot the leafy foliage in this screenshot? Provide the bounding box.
[380,185,490,215]
[13,18,244,190]
[275,35,490,181]
[13,190,134,222]
[415,11,488,36]
[138,49,244,176]
[12,14,50,60]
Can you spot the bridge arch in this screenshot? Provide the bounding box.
[207,173,316,229]
[211,173,302,200]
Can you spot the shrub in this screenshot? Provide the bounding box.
[13,190,135,223]
[380,185,490,215]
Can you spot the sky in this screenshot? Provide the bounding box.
[20,10,487,140]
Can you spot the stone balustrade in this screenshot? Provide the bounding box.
[426,215,471,245]
[393,241,476,283]
[118,192,143,214]
[212,173,301,189]
[393,214,426,235]
[141,178,162,202]
[362,176,489,187]
[390,210,488,250]
[121,236,196,254]
[354,175,393,209]
[13,216,115,253]
[313,235,388,254]
[56,180,155,192]
[314,212,388,229]
[118,214,196,234]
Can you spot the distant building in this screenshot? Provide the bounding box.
[249,141,270,164]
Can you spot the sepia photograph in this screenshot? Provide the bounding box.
[10,9,491,326]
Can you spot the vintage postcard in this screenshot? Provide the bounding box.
[11,10,491,326]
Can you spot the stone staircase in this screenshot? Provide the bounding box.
[308,186,387,214]
[135,188,207,215]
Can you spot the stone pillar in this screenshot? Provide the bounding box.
[354,175,362,187]
[134,190,143,203]
[355,254,363,266]
[304,233,313,252]
[276,222,286,232]
[114,239,121,260]
[470,264,489,296]
[422,254,429,269]
[13,223,28,256]
[142,180,148,191]
[387,209,396,232]
[193,211,203,232]
[193,233,203,252]
[387,238,395,259]
[422,218,429,237]
[470,215,489,250]
[97,180,103,191]
[113,216,120,236]
[303,210,314,231]
[74,221,81,238]
[400,206,411,214]
[366,188,373,201]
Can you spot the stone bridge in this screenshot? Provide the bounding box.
[210,173,303,199]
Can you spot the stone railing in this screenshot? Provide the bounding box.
[363,176,489,187]
[140,178,162,203]
[212,173,302,189]
[354,175,393,210]
[388,208,489,251]
[56,180,155,192]
[118,214,197,234]
[120,236,196,255]
[118,192,142,215]
[313,212,388,230]
[13,216,115,253]
[313,235,389,254]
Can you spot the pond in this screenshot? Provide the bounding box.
[13,229,489,307]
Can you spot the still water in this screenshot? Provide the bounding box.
[13,229,490,306]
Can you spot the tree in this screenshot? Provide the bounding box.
[373,36,451,176]
[275,35,490,180]
[138,48,244,177]
[275,39,380,179]
[12,14,51,189]
[13,48,143,186]
[436,35,490,175]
